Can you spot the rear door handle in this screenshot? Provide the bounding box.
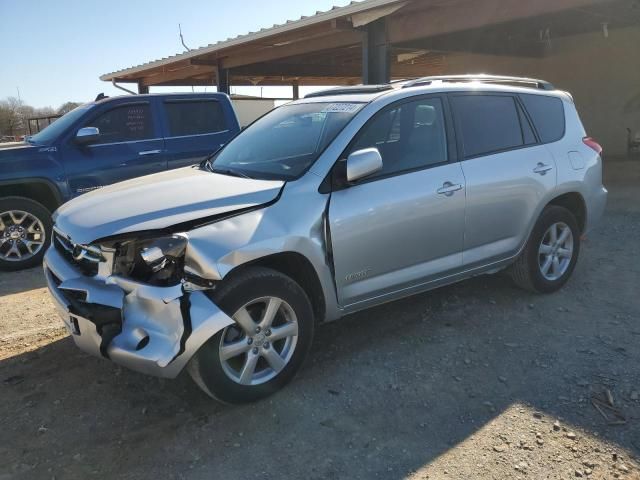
[138,149,162,156]
[437,182,463,196]
[533,162,553,175]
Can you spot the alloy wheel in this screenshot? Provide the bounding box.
[219,296,299,386]
[0,210,46,262]
[538,221,574,281]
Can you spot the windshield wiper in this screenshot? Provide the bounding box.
[210,167,253,179]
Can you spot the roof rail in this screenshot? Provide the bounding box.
[402,74,555,91]
[304,84,393,99]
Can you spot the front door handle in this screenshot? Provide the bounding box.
[138,149,162,156]
[533,162,553,175]
[437,182,463,196]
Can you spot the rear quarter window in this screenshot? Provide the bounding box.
[519,94,565,143]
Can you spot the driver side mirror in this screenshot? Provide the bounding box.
[75,127,100,145]
[346,148,383,183]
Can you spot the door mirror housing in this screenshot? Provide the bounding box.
[346,148,383,182]
[75,127,100,145]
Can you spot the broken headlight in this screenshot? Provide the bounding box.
[114,234,188,286]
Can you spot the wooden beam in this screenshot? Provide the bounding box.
[387,0,612,44]
[141,65,215,86]
[231,62,360,77]
[221,30,362,69]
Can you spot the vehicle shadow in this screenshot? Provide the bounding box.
[0,266,46,296]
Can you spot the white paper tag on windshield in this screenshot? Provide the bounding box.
[321,103,362,114]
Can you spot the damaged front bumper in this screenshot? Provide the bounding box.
[43,246,234,378]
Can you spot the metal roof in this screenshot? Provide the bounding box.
[100,0,405,81]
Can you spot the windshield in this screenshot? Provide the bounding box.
[29,104,93,145]
[210,102,364,180]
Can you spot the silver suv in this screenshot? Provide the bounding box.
[44,75,607,403]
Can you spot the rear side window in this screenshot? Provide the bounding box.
[164,100,226,137]
[85,104,153,143]
[450,95,524,158]
[520,94,565,143]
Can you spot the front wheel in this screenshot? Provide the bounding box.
[188,267,315,404]
[0,197,52,271]
[510,206,581,293]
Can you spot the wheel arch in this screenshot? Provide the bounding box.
[546,191,586,233]
[224,251,327,324]
[0,179,63,212]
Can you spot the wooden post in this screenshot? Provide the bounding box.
[362,18,390,84]
[292,80,300,100]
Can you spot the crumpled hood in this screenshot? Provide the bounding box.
[54,166,284,244]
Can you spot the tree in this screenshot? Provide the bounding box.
[57,101,81,115]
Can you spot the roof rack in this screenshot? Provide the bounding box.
[304,84,393,99]
[402,74,555,91]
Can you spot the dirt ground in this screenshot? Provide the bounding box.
[1,160,639,480]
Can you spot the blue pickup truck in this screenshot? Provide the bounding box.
[0,93,240,270]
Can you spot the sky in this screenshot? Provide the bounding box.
[0,0,353,109]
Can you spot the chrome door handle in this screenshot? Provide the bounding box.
[437,182,463,196]
[533,162,553,175]
[138,149,162,156]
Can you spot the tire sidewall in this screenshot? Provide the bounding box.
[525,206,581,293]
[0,197,52,271]
[193,268,315,404]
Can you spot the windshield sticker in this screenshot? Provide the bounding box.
[321,103,362,114]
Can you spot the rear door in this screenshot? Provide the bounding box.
[328,95,466,307]
[161,98,232,169]
[64,100,166,196]
[449,93,557,267]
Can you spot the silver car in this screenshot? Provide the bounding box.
[44,75,607,403]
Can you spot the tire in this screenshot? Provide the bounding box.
[187,267,315,404]
[510,205,581,293]
[0,197,52,271]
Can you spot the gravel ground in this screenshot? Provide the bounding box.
[0,160,639,480]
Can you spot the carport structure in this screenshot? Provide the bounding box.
[101,0,640,155]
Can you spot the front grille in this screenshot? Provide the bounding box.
[53,230,99,276]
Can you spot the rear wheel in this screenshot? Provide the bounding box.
[188,267,315,404]
[0,197,51,271]
[510,206,580,293]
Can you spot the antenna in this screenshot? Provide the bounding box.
[179,24,191,52]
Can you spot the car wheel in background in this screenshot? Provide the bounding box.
[0,197,52,271]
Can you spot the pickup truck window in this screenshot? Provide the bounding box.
[210,102,363,180]
[83,104,154,144]
[28,104,92,145]
[164,100,226,137]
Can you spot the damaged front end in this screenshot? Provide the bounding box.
[43,228,233,378]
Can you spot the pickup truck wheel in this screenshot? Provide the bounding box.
[188,267,315,404]
[510,206,580,293]
[0,197,52,271]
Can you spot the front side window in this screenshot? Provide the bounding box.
[349,97,448,179]
[450,95,524,158]
[164,100,226,137]
[84,104,153,144]
[210,102,363,180]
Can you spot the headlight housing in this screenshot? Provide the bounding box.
[112,234,188,286]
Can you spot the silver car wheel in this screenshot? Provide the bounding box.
[538,222,574,281]
[0,210,46,262]
[219,296,299,386]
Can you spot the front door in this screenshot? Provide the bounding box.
[64,101,166,196]
[328,96,466,307]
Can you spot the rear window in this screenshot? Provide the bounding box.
[450,95,524,158]
[520,94,565,143]
[164,100,227,137]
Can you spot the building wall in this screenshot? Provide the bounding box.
[444,26,640,156]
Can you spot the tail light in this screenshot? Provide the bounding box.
[583,137,602,154]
